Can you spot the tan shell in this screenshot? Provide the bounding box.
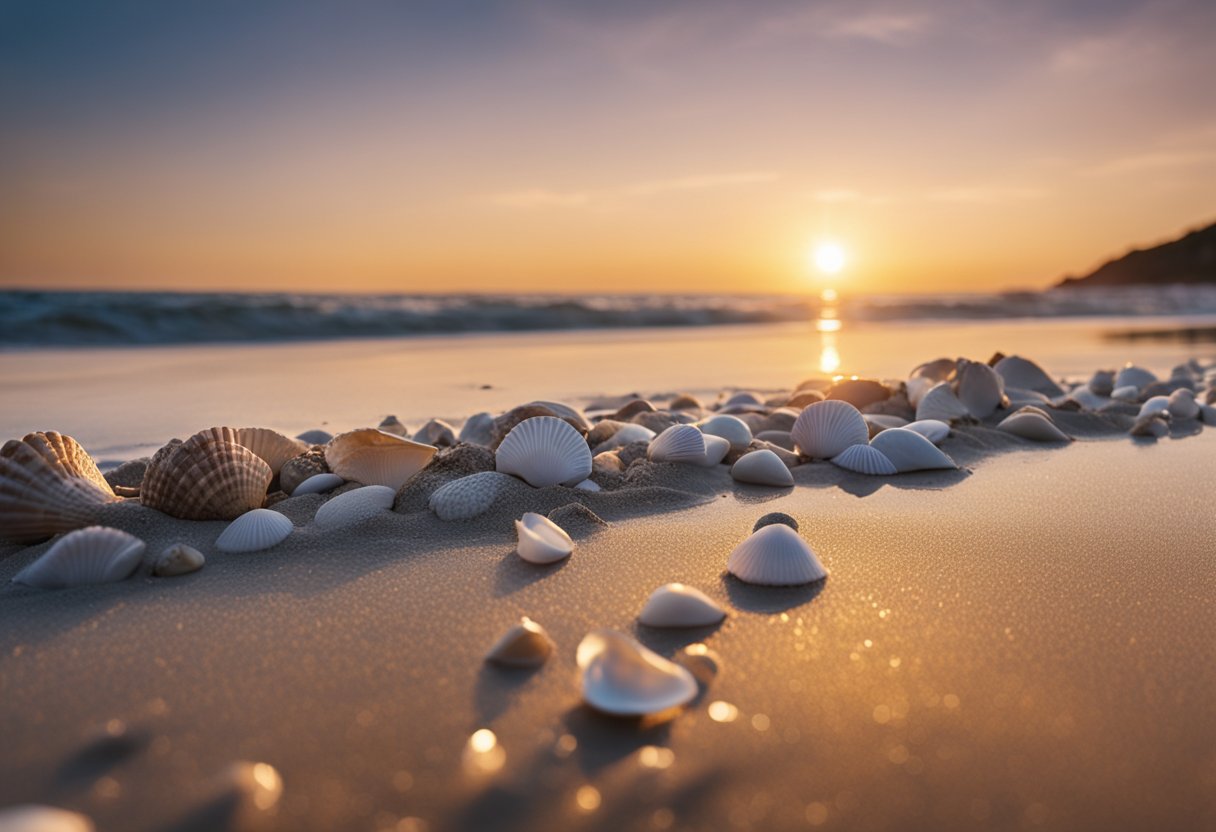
[0,436,121,543]
[231,428,308,476]
[325,429,437,490]
[279,448,329,495]
[20,431,115,497]
[140,427,272,521]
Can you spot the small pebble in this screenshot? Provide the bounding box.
[753,512,798,532]
[153,544,205,577]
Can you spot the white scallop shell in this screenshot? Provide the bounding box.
[647,424,706,464]
[1116,364,1157,391]
[0,805,94,832]
[428,471,515,521]
[996,412,1072,442]
[313,485,396,529]
[698,434,732,466]
[790,400,869,459]
[291,473,345,496]
[1167,389,1200,420]
[869,428,958,472]
[1138,396,1171,419]
[495,417,592,488]
[514,512,573,564]
[902,419,951,445]
[1111,385,1141,402]
[638,584,727,627]
[955,360,1004,419]
[577,629,698,716]
[830,444,897,476]
[13,526,145,589]
[215,508,293,553]
[697,415,753,451]
[915,382,971,423]
[325,429,437,490]
[726,523,828,586]
[994,356,1062,396]
[153,543,205,577]
[485,617,555,667]
[730,449,794,487]
[1088,370,1115,396]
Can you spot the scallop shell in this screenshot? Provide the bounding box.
[1088,370,1115,396]
[153,543,205,577]
[577,629,698,716]
[1111,385,1141,402]
[1167,389,1200,420]
[428,471,515,521]
[790,400,869,459]
[140,427,272,521]
[830,443,898,476]
[494,417,592,489]
[13,526,145,589]
[902,419,951,445]
[994,356,1062,396]
[0,437,120,543]
[232,428,309,476]
[916,382,971,423]
[726,523,828,586]
[313,485,396,529]
[869,428,958,472]
[997,412,1072,442]
[698,415,753,452]
[1138,396,1171,419]
[325,429,437,490]
[955,359,1004,419]
[21,431,114,496]
[638,584,726,627]
[647,424,707,464]
[698,434,732,466]
[291,472,345,496]
[215,508,293,553]
[485,616,555,667]
[730,450,794,487]
[1116,364,1157,392]
[514,512,573,564]
[0,806,94,832]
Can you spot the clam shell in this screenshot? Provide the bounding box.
[955,359,1004,419]
[830,443,897,476]
[577,629,698,716]
[698,434,732,466]
[902,419,951,445]
[1138,396,1171,419]
[215,508,293,553]
[1167,389,1200,420]
[21,431,114,496]
[314,485,396,529]
[514,512,573,564]
[638,584,726,627]
[232,428,308,476]
[869,428,957,472]
[140,427,272,521]
[291,472,345,496]
[0,437,119,544]
[428,471,515,521]
[726,523,827,586]
[1088,370,1115,396]
[647,424,707,464]
[790,400,869,459]
[485,617,555,667]
[994,356,1062,396]
[697,415,753,452]
[325,429,437,490]
[1116,364,1157,392]
[495,417,592,488]
[0,806,94,832]
[916,382,971,422]
[997,412,1072,442]
[153,543,205,577]
[377,415,408,436]
[730,450,794,487]
[13,526,145,589]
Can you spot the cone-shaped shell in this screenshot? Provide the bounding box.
[577,629,698,716]
[232,428,309,476]
[790,400,869,459]
[215,508,293,553]
[726,523,827,586]
[638,584,726,627]
[0,437,120,543]
[647,424,706,464]
[314,485,395,529]
[698,415,753,452]
[1116,364,1157,391]
[1167,389,1200,420]
[955,360,1004,419]
[870,428,958,472]
[485,617,555,667]
[325,429,437,490]
[20,431,114,496]
[902,419,951,445]
[831,444,898,476]
[994,356,1063,396]
[997,411,1072,442]
[429,471,515,521]
[730,450,794,486]
[13,526,145,589]
[514,512,573,564]
[494,417,591,488]
[698,434,731,466]
[291,472,345,496]
[0,806,94,832]
[916,382,971,423]
[140,428,272,521]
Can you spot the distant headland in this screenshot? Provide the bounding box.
[1057,221,1216,288]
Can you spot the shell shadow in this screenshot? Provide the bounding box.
[561,704,675,776]
[473,663,545,724]
[55,725,149,787]
[723,575,826,614]
[835,477,887,498]
[632,622,724,655]
[156,790,247,832]
[492,551,567,597]
[1169,420,1204,438]
[730,485,794,505]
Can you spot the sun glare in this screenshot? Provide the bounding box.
[812,243,847,275]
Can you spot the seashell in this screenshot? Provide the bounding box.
[638,584,726,627]
[1130,414,1168,438]
[790,400,869,459]
[1167,389,1200,420]
[863,414,908,435]
[1138,396,1171,419]
[291,472,345,496]
[831,443,897,476]
[525,400,591,431]
[0,805,94,832]
[314,485,395,529]
[593,423,656,453]
[485,616,555,667]
[231,428,308,476]
[141,428,272,521]
[869,428,958,472]
[954,359,1004,419]
[1069,386,1109,411]
[902,419,950,445]
[727,523,827,586]
[153,543,205,577]
[1111,385,1141,402]
[378,415,408,436]
[723,390,764,408]
[1088,370,1115,396]
[279,448,328,495]
[414,418,457,447]
[574,478,601,492]
[1199,403,1216,425]
[994,356,1063,396]
[698,434,732,466]
[495,417,592,489]
[429,471,515,520]
[13,526,145,589]
[730,449,794,487]
[906,357,956,407]
[916,382,971,423]
[697,415,753,452]
[295,429,332,445]
[215,508,293,553]
[753,512,798,532]
[825,378,891,410]
[647,424,707,464]
[669,393,703,411]
[458,412,496,447]
[515,512,574,564]
[0,437,120,544]
[20,431,114,496]
[325,429,437,490]
[785,389,824,409]
[1115,364,1157,392]
[997,411,1072,442]
[577,629,698,716]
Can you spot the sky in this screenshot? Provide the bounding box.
[1,0,1214,296]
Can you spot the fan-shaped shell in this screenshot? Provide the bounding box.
[1088,370,1115,396]
[699,434,732,466]
[902,419,951,445]
[291,472,345,496]
[494,417,592,488]
[1116,364,1157,392]
[869,428,958,472]
[514,512,573,564]
[638,584,726,627]
[994,356,1062,396]
[647,424,707,464]
[314,485,395,529]
[916,382,971,422]
[0,805,94,832]
[831,444,898,476]
[730,450,794,486]
[429,471,515,521]
[790,400,869,459]
[13,526,145,589]
[140,427,272,521]
[577,629,698,716]
[485,617,555,667]
[215,508,293,553]
[1167,389,1200,420]
[698,415,753,451]
[1138,396,1171,419]
[0,437,120,543]
[153,543,205,577]
[726,523,828,586]
[955,360,1004,419]
[21,431,114,496]
[997,412,1072,442]
[325,429,437,490]
[232,428,308,476]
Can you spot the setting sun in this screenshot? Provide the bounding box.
[813,242,847,275]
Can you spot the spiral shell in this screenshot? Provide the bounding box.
[325,429,437,490]
[495,417,592,488]
[13,526,145,589]
[0,436,120,544]
[790,400,869,459]
[726,523,827,586]
[140,428,272,521]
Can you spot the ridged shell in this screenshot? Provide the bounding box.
[730,450,794,487]
[647,424,707,464]
[726,523,828,586]
[495,417,592,488]
[831,444,898,476]
[698,434,732,466]
[955,360,1004,419]
[0,806,94,832]
[790,400,869,459]
[21,431,114,496]
[140,428,272,521]
[902,419,951,445]
[916,382,971,423]
[485,617,555,667]
[577,629,698,716]
[232,428,309,476]
[0,437,119,544]
[291,472,345,496]
[997,412,1072,442]
[1167,389,1200,420]
[325,429,437,490]
[869,428,958,472]
[698,415,753,451]
[514,512,573,564]
[429,471,515,521]
[215,508,293,553]
[1138,396,1171,419]
[994,356,1062,396]
[1116,364,1157,391]
[13,526,145,589]
[638,584,726,627]
[314,485,395,529]
[153,543,205,577]
[1088,370,1115,396]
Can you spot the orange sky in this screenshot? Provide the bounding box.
[2,1,1214,296]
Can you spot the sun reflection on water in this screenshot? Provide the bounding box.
[818,286,842,374]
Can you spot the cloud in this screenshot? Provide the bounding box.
[812,188,895,205]
[925,186,1045,204]
[1083,149,1216,177]
[485,170,777,208]
[826,12,929,45]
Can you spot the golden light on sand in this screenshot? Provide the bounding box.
[812,242,847,275]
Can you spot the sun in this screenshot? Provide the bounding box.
[812,242,847,275]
